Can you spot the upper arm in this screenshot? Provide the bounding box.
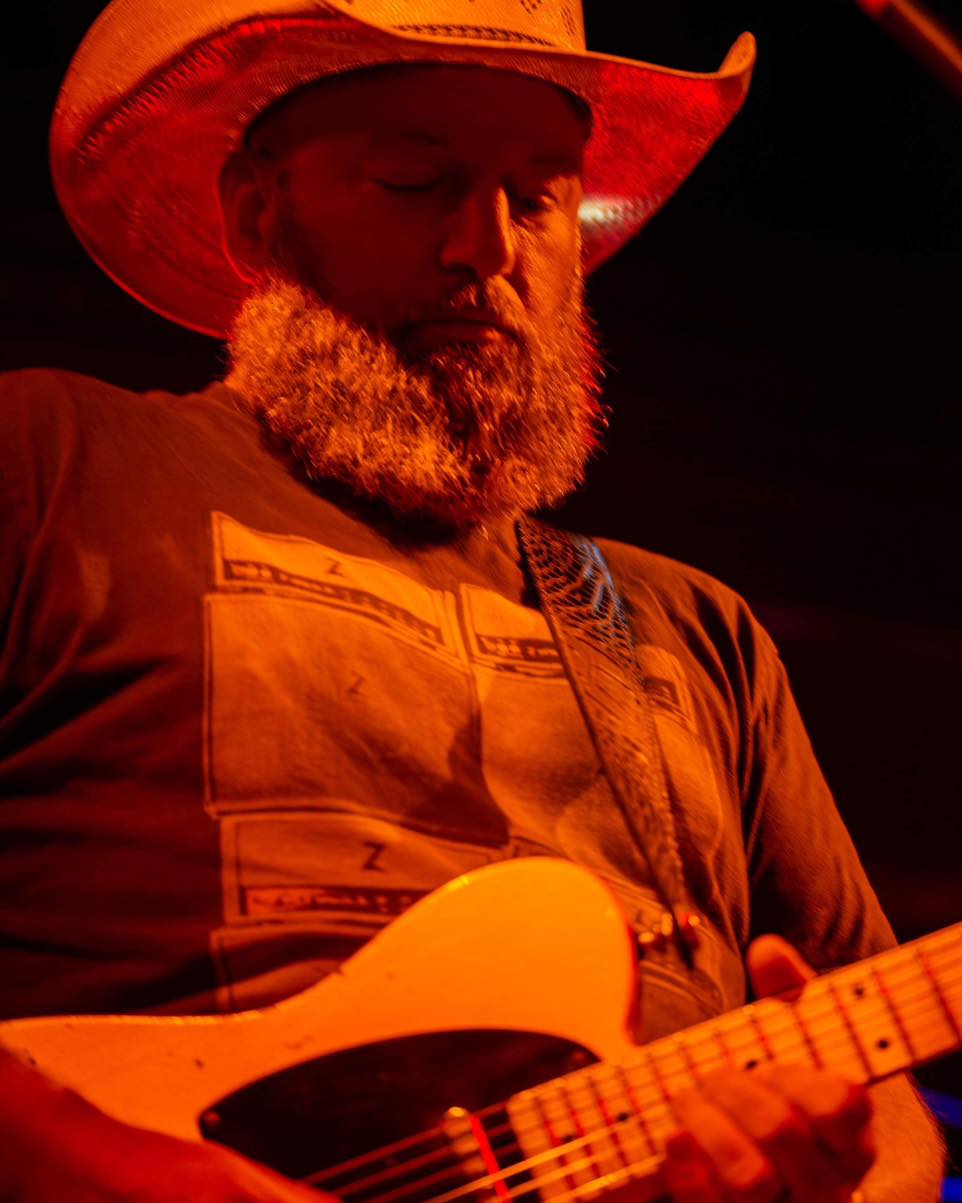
[0,371,44,640]
[741,622,897,973]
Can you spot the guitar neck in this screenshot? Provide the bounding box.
[505,924,962,1197]
[643,922,962,1087]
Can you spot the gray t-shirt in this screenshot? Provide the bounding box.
[0,369,895,1037]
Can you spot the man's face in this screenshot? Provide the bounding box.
[247,64,586,346]
[224,64,603,529]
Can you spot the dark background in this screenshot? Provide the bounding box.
[2,0,961,1161]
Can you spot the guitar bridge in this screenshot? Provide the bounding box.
[442,1106,512,1201]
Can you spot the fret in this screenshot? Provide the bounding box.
[605,1063,659,1163]
[713,1007,772,1073]
[871,945,958,1060]
[747,1003,776,1060]
[791,1002,825,1067]
[621,1051,679,1149]
[588,1074,636,1173]
[674,1025,729,1079]
[917,929,962,1035]
[506,1088,568,1199]
[796,977,869,1080]
[871,965,917,1060]
[674,1034,701,1081]
[622,1054,676,1147]
[709,1021,736,1068]
[824,963,912,1078]
[750,997,817,1067]
[916,945,962,1045]
[642,1036,698,1100]
[560,1072,624,1176]
[504,928,962,1203]
[536,1081,597,1187]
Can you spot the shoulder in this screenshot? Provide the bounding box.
[0,366,135,405]
[595,534,756,631]
[0,367,142,437]
[0,368,236,455]
[0,366,209,416]
[593,533,782,703]
[0,369,232,518]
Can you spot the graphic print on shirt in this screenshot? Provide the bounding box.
[204,512,726,1009]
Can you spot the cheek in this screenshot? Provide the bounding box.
[517,220,581,321]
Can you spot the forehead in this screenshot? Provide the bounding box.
[250,64,589,165]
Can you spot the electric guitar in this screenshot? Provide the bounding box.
[2,859,959,1203]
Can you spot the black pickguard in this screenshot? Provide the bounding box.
[199,1029,595,1200]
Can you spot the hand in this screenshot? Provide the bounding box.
[4,1075,331,1203]
[661,935,876,1203]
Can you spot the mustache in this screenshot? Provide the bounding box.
[396,280,529,341]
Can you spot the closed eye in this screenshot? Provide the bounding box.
[377,180,560,220]
[377,180,441,193]
[510,191,554,215]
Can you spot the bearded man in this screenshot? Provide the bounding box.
[0,2,946,1202]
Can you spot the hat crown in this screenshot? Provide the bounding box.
[57,0,586,137]
[349,0,585,51]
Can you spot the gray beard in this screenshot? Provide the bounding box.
[225,273,604,530]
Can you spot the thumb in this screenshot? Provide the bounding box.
[747,934,816,1001]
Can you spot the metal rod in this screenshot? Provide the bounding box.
[853,0,962,103]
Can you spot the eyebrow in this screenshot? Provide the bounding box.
[529,152,582,173]
[365,132,580,171]
[366,130,446,149]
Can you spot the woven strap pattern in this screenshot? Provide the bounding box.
[517,516,692,942]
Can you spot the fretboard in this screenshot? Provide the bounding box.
[506,923,962,1200]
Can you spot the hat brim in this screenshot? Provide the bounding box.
[51,8,755,338]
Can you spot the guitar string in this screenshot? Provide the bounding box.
[315,1070,684,1203]
[428,1141,664,1203]
[302,963,962,1202]
[322,1009,896,1203]
[330,1125,665,1203]
[310,1053,954,1203]
[545,1153,667,1203]
[338,938,961,1187]
[510,1148,666,1203]
[343,1002,937,1203]
[313,1031,958,1203]
[358,1001,957,1203]
[320,1117,650,1203]
[412,1139,661,1203]
[307,963,962,1200]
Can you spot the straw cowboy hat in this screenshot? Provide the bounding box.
[51,0,756,338]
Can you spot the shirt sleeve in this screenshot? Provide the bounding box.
[744,624,896,971]
[0,372,43,650]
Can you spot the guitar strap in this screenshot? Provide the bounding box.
[517,515,699,968]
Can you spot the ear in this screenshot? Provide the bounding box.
[218,149,278,284]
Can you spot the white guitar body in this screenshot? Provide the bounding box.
[2,859,639,1139]
[4,858,960,1203]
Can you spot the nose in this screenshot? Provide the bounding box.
[439,184,517,281]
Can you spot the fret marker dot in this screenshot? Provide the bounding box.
[876,1038,890,1050]
[853,984,866,998]
[561,1133,576,1144]
[745,1059,759,1070]
[616,1112,630,1124]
